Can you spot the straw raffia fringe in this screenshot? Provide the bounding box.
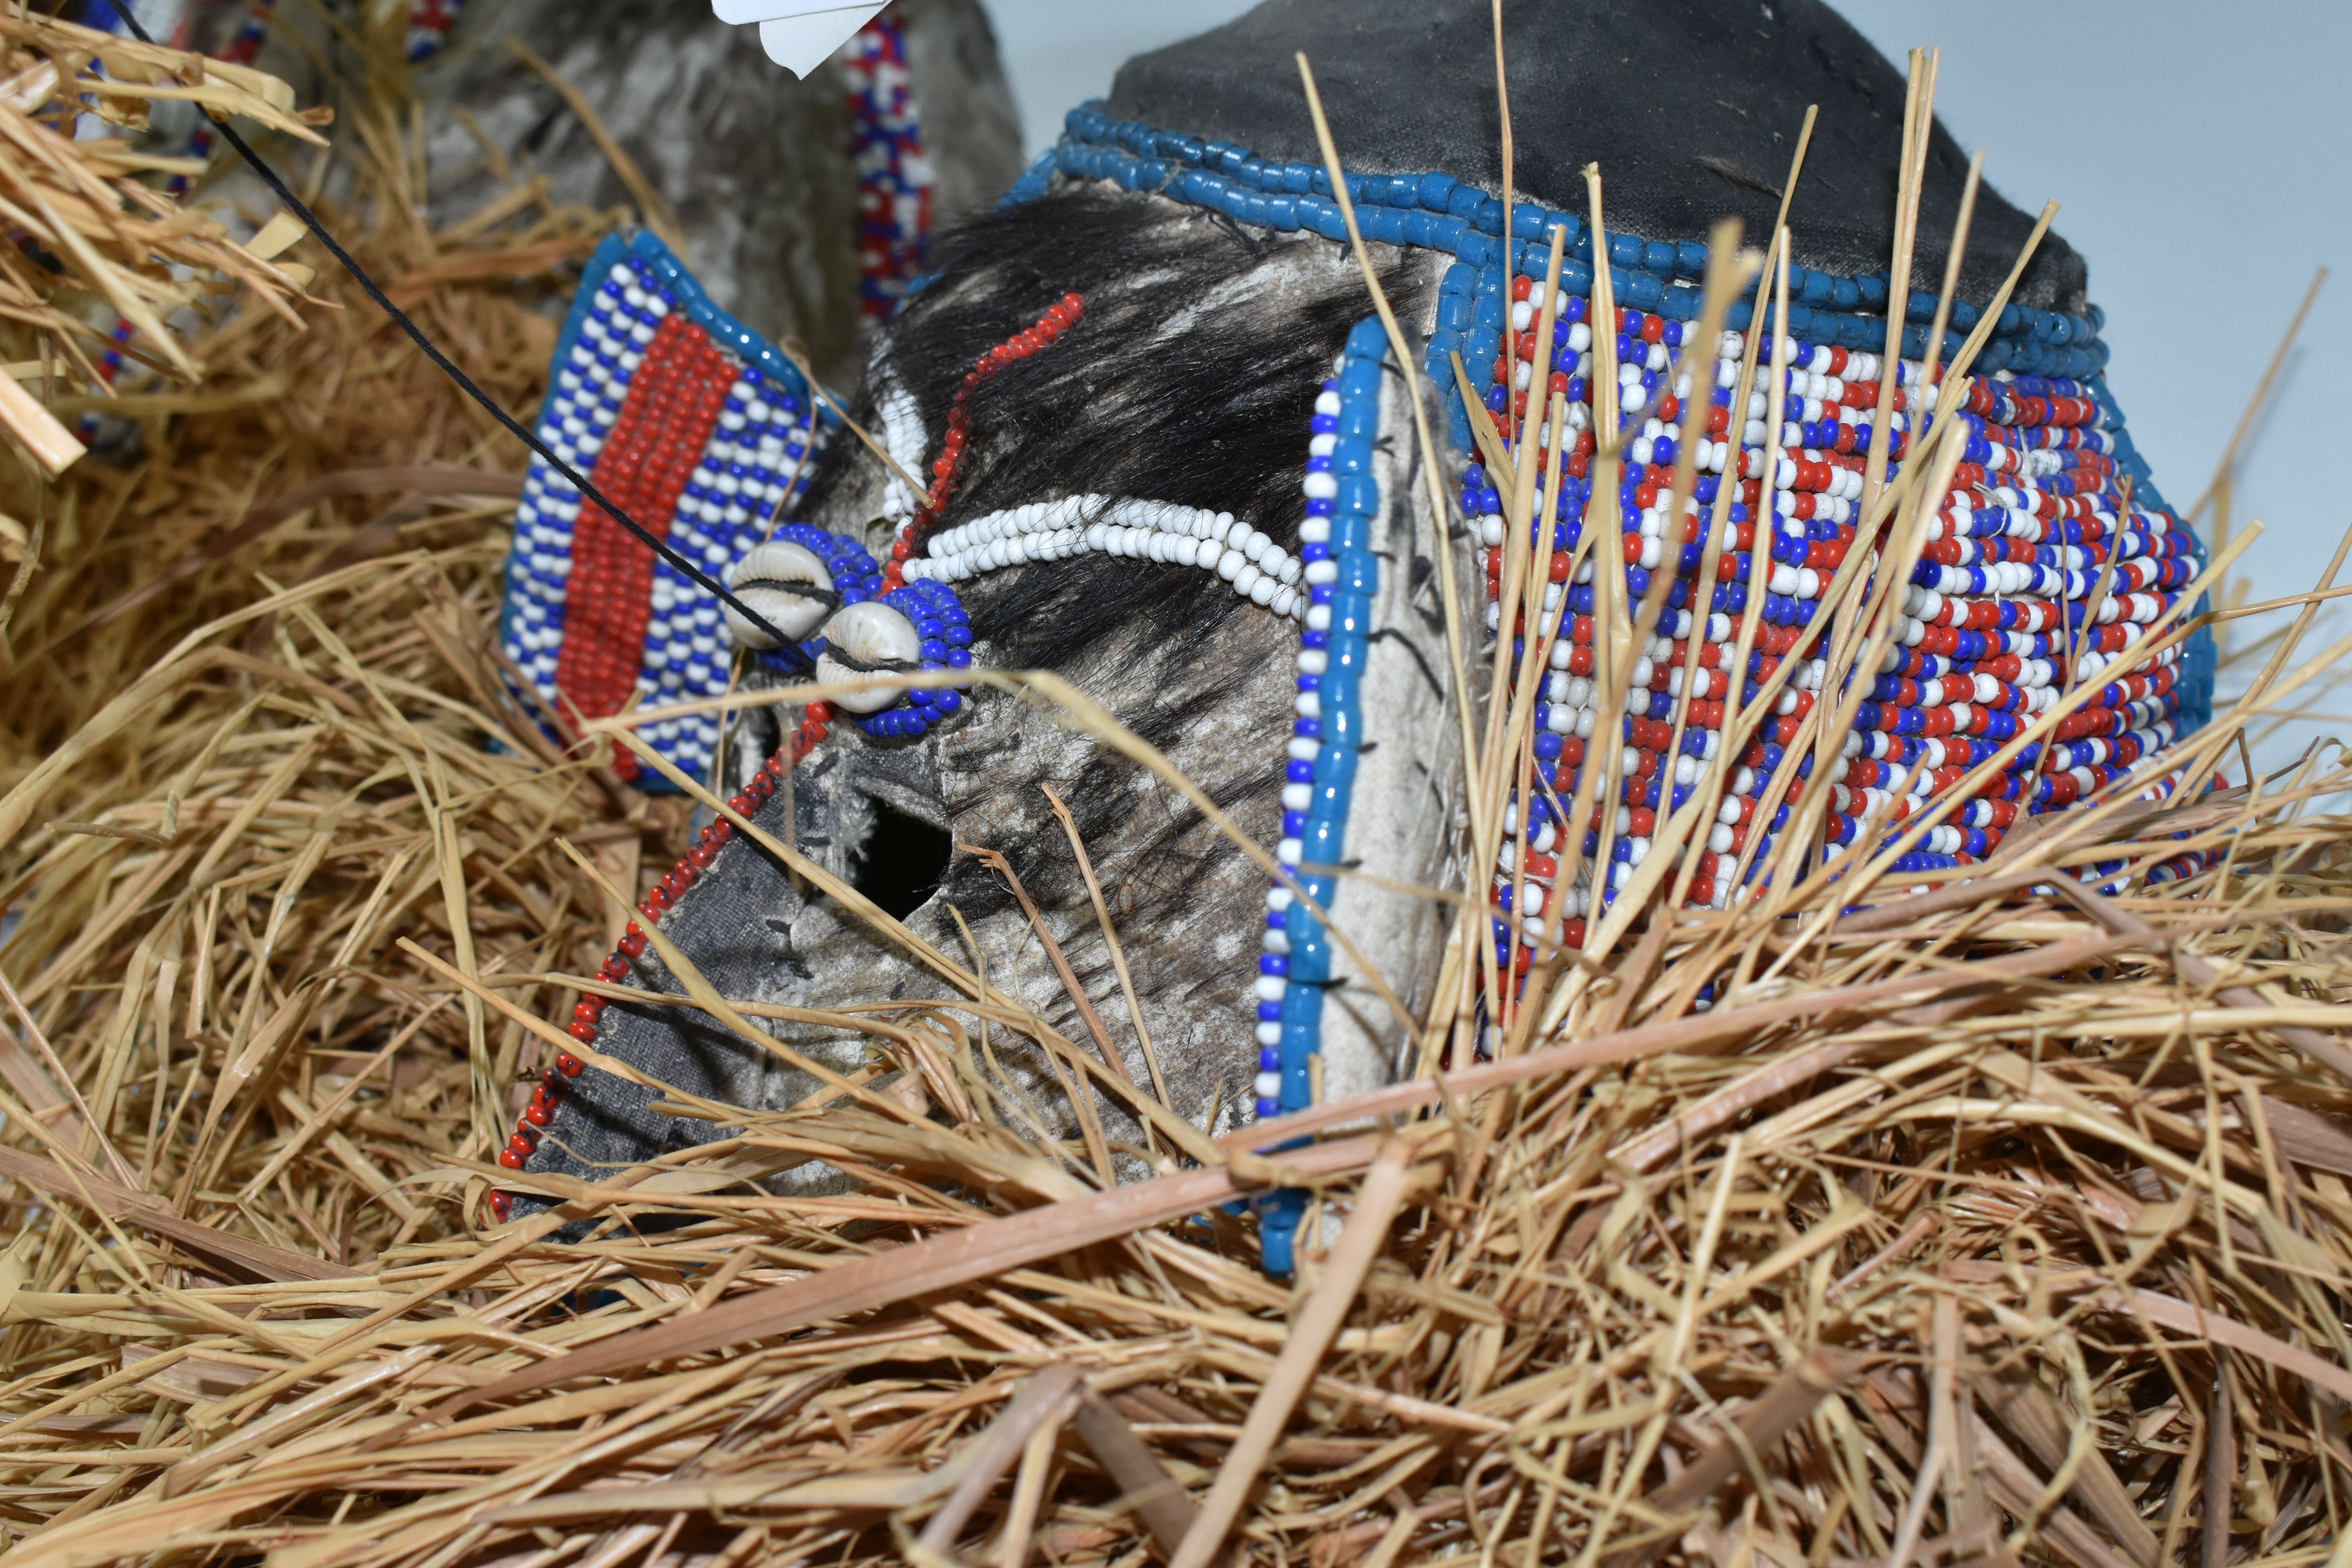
[1,18,2352,1568]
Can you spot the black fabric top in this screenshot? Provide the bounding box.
[1106,0,2085,311]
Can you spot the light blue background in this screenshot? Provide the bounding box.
[984,0,2352,782]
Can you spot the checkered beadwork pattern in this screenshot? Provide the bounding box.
[499,231,829,784]
[841,12,935,318]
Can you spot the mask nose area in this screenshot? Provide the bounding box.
[722,540,838,647]
[814,599,923,713]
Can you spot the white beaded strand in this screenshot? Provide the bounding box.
[904,494,1306,619]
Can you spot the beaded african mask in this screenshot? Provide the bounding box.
[494,0,2216,1281]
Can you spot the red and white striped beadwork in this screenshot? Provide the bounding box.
[498,234,825,783]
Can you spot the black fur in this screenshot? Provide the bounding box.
[797,186,1430,929]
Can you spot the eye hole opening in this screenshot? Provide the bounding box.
[851,798,952,921]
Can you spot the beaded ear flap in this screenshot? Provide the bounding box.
[495,230,835,786]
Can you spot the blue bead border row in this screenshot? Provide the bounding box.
[495,230,844,789]
[1026,105,2111,374]
[1251,316,1391,1276]
[596,230,843,429]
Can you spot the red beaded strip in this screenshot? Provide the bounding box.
[553,314,738,777]
[490,706,835,1222]
[886,292,1087,590]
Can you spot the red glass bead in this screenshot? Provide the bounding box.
[498,1148,525,1170]
[558,1053,585,1077]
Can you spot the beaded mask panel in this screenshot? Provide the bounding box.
[495,5,2217,1273]
[495,231,833,782]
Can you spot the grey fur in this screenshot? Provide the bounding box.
[522,233,1476,1200]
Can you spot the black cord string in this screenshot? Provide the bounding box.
[103,0,816,673]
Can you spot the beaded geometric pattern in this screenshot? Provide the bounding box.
[1019,108,2222,1138]
[1455,289,2210,947]
[495,230,831,784]
[492,309,1057,1213]
[841,12,935,319]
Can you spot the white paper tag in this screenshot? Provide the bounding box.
[711,0,886,77]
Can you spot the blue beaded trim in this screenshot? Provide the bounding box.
[497,231,839,787]
[1251,318,1391,1276]
[1024,99,2230,1274]
[1041,105,2138,464]
[610,230,846,416]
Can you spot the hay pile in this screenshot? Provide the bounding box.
[4,16,2352,1568]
